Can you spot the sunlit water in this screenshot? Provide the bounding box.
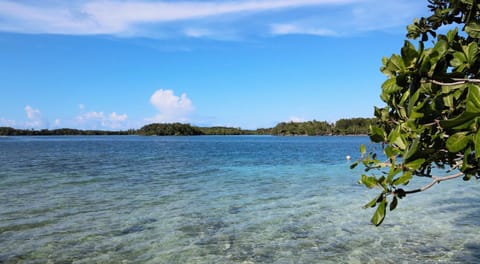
[0,136,479,263]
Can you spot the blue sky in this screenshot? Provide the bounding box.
[0,0,427,130]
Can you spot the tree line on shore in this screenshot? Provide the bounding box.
[0,117,376,136]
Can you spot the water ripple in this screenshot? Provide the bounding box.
[0,136,478,263]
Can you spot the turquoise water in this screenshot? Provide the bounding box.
[0,136,479,263]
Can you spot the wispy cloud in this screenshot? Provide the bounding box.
[0,117,16,127]
[2,104,129,130]
[0,0,423,38]
[76,110,129,129]
[271,23,337,37]
[270,0,425,37]
[53,118,61,128]
[147,89,194,123]
[0,0,357,35]
[24,105,44,129]
[183,28,215,38]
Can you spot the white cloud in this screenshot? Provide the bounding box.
[0,0,426,39]
[79,104,85,110]
[83,111,104,120]
[349,1,424,32]
[25,105,40,119]
[24,105,44,128]
[1,106,128,130]
[0,117,16,127]
[271,23,337,36]
[184,28,214,38]
[271,0,425,37]
[147,89,194,123]
[76,110,128,129]
[109,112,128,122]
[0,0,364,36]
[82,0,354,26]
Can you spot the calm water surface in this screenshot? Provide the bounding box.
[0,136,479,263]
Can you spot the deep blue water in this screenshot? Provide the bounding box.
[0,136,479,263]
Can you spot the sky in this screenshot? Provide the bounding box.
[0,0,428,130]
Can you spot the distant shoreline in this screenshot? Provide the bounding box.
[0,134,370,137]
[0,118,376,137]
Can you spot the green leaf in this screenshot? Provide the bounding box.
[371,198,387,226]
[431,39,449,60]
[384,145,399,159]
[447,28,458,43]
[466,42,478,64]
[387,166,402,185]
[419,56,432,75]
[390,196,398,211]
[363,194,381,209]
[409,109,425,119]
[369,126,386,143]
[443,94,454,109]
[393,171,413,186]
[381,56,388,66]
[404,158,426,171]
[440,111,479,129]
[381,78,402,95]
[399,89,411,105]
[403,138,420,161]
[360,175,378,189]
[386,54,406,73]
[475,130,480,159]
[408,88,421,116]
[360,144,366,155]
[465,22,480,39]
[441,83,467,94]
[377,176,389,192]
[401,40,418,66]
[451,51,467,68]
[446,132,471,153]
[466,84,480,113]
[350,161,359,169]
[462,147,472,171]
[388,127,407,150]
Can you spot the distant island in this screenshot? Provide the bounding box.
[0,118,376,136]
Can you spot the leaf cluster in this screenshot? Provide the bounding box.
[354,0,480,226]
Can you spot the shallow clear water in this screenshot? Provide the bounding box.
[0,136,479,263]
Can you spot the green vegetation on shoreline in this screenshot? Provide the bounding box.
[0,117,376,136]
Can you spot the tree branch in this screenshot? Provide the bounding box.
[451,78,480,83]
[403,172,464,194]
[422,78,480,86]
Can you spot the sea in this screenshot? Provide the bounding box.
[0,135,479,263]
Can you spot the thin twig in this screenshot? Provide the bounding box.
[451,78,480,83]
[404,172,464,194]
[428,80,469,86]
[422,78,480,86]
